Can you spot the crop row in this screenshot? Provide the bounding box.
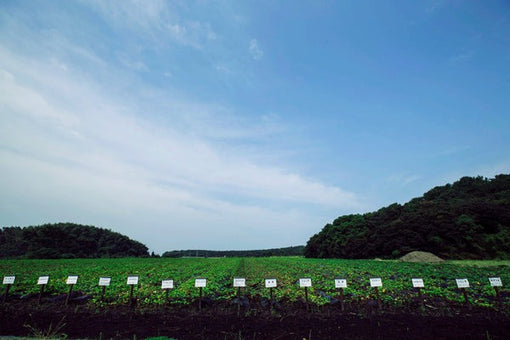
[0,257,508,307]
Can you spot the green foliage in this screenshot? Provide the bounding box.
[305,174,510,259]
[0,257,508,309]
[0,223,149,259]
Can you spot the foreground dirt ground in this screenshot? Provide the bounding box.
[1,297,509,339]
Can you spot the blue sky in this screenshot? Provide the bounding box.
[1,0,509,253]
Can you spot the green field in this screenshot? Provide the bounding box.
[1,257,508,307]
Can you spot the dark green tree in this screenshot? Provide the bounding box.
[0,223,149,259]
[305,174,510,260]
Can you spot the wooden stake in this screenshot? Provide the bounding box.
[2,285,10,303]
[199,287,203,311]
[374,287,381,309]
[237,287,241,317]
[65,284,74,306]
[461,288,471,309]
[38,284,45,304]
[494,286,502,308]
[339,288,344,311]
[129,285,135,306]
[101,286,106,301]
[270,287,274,310]
[305,286,309,311]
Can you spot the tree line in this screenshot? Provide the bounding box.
[305,174,510,260]
[162,246,304,258]
[0,223,149,258]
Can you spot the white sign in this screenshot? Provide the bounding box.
[38,276,49,285]
[66,275,78,285]
[233,278,246,287]
[127,276,139,285]
[456,278,470,288]
[265,278,277,288]
[488,277,502,287]
[161,279,174,289]
[195,278,207,288]
[3,276,15,285]
[412,278,425,288]
[335,278,347,288]
[299,278,312,287]
[370,278,382,287]
[99,277,111,286]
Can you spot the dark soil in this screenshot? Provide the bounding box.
[1,295,509,339]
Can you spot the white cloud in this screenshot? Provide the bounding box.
[426,0,448,14]
[0,61,354,206]
[88,0,169,31]
[215,64,231,74]
[388,174,422,186]
[167,21,218,49]
[87,0,217,50]
[249,39,264,60]
[0,40,358,252]
[119,55,149,72]
[449,51,474,65]
[168,23,187,37]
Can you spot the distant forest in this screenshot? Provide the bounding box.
[0,223,149,258]
[162,246,304,258]
[305,174,510,260]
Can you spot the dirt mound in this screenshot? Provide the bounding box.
[399,251,443,263]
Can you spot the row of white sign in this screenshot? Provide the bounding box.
[2,275,503,289]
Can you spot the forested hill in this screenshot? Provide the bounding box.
[162,246,304,258]
[0,223,149,258]
[305,174,510,260]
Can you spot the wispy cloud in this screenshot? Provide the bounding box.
[88,0,217,50]
[166,21,217,49]
[0,30,358,251]
[119,55,149,72]
[449,51,474,65]
[426,0,448,14]
[388,174,422,186]
[249,39,264,60]
[0,54,355,207]
[434,145,471,157]
[88,0,170,32]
